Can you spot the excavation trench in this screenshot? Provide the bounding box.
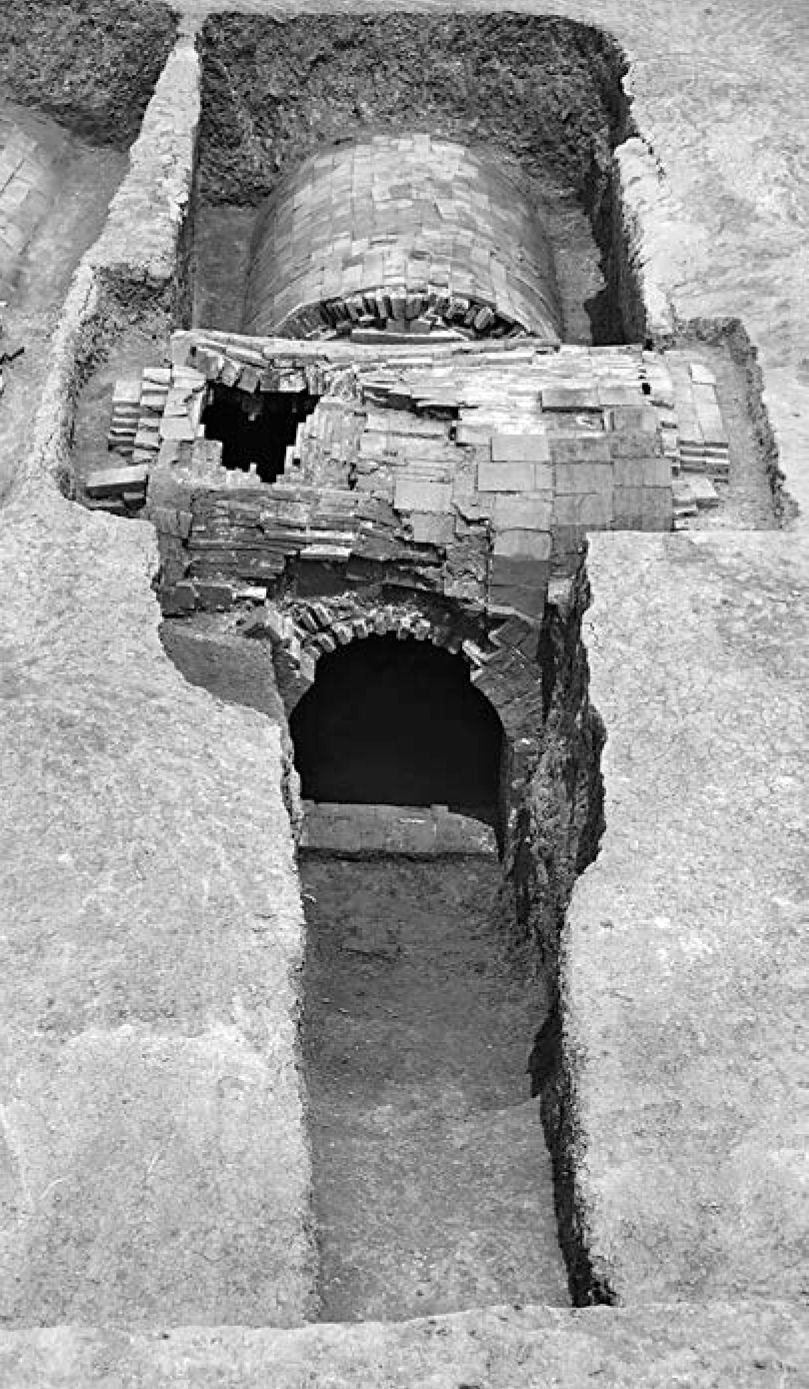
[159,591,606,1315]
[300,854,569,1322]
[291,633,576,1320]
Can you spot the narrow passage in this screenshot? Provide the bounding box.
[301,855,570,1322]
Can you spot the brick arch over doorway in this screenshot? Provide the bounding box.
[266,596,548,840]
[277,599,543,735]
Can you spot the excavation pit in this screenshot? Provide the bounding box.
[0,0,803,1364]
[193,12,630,344]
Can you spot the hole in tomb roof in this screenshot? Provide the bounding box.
[201,382,319,484]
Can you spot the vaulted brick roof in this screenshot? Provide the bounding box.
[243,134,563,344]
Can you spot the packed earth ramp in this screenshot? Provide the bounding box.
[0,0,806,1382]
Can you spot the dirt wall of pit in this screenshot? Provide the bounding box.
[197,13,629,208]
[0,1,177,146]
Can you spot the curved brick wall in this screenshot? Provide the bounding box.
[243,134,563,343]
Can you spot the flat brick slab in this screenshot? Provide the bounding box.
[491,431,551,463]
[300,802,498,857]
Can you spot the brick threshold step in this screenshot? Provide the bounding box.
[1,1303,802,1387]
[299,800,498,858]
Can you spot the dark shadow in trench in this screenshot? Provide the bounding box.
[290,634,504,815]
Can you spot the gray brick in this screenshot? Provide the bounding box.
[493,529,552,560]
[550,434,612,465]
[613,486,645,520]
[493,494,553,529]
[606,405,659,433]
[159,415,197,443]
[478,459,535,492]
[611,431,664,459]
[596,382,644,407]
[615,456,672,488]
[456,423,494,446]
[540,385,601,411]
[553,492,613,527]
[491,432,551,463]
[86,464,149,499]
[640,487,673,521]
[555,462,614,494]
[488,555,548,620]
[394,477,453,512]
[692,382,728,445]
[410,512,454,545]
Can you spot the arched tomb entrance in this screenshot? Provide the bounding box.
[292,619,568,1320]
[289,634,504,822]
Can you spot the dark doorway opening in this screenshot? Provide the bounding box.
[290,635,503,819]
[202,383,318,482]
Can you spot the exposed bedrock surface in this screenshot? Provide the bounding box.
[0,30,316,1326]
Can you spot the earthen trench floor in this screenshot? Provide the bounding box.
[300,854,568,1321]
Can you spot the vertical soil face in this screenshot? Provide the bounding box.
[301,856,570,1322]
[0,0,176,146]
[198,14,628,208]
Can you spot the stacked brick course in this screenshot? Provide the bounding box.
[92,328,730,627]
[243,135,563,344]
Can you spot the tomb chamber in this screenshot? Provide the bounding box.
[242,134,564,344]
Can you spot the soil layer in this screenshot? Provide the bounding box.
[0,1,176,147]
[197,14,629,209]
